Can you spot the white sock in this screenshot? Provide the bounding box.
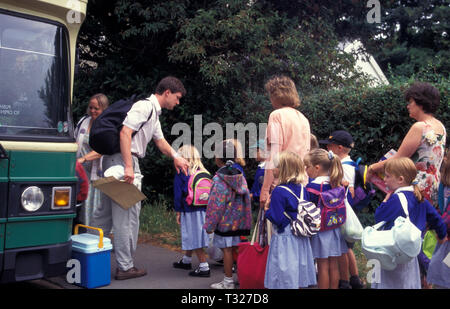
[224,276,234,284]
[199,262,209,271]
[182,255,192,264]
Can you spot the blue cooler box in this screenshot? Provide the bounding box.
[71,232,113,289]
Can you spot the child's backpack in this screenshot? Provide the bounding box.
[361,191,422,270]
[185,170,213,206]
[307,185,346,231]
[279,186,321,237]
[89,94,151,155]
[342,157,376,211]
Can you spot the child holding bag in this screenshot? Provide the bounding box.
[264,151,317,289]
[305,149,348,289]
[372,157,447,289]
[204,139,252,289]
[172,145,211,277]
[427,148,450,288]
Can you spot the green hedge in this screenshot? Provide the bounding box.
[302,81,449,164]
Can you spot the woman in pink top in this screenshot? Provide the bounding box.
[260,75,311,208]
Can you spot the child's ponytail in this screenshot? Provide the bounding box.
[328,151,344,188]
[306,149,343,188]
[412,182,424,203]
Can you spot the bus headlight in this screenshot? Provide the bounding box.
[21,186,44,212]
[52,187,71,209]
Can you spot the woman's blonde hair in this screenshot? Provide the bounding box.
[265,75,301,109]
[88,93,109,113]
[384,157,423,202]
[275,151,307,185]
[304,148,343,188]
[214,139,246,167]
[177,145,206,175]
[441,148,450,187]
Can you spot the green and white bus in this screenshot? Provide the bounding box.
[0,0,87,282]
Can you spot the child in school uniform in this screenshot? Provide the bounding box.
[372,157,447,289]
[319,130,365,289]
[249,139,266,210]
[204,139,252,289]
[172,145,211,277]
[426,149,450,288]
[304,149,348,289]
[264,151,317,289]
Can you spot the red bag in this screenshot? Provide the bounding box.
[237,209,270,289]
[75,161,89,202]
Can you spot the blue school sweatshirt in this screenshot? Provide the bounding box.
[250,163,265,200]
[374,187,447,239]
[265,182,310,233]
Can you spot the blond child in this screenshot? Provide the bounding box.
[319,130,364,289]
[305,149,348,289]
[172,145,210,277]
[372,157,447,289]
[264,151,317,289]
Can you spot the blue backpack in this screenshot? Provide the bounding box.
[89,94,151,155]
[342,158,375,211]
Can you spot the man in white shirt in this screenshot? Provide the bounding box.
[93,76,189,280]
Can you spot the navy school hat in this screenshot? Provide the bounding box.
[319,130,354,148]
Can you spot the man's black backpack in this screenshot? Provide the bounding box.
[89,94,151,155]
[342,157,375,211]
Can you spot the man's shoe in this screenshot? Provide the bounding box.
[173,259,192,270]
[115,267,147,280]
[189,267,210,277]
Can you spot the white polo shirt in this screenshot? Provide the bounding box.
[122,94,164,158]
[341,156,356,188]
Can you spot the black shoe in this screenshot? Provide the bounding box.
[350,275,365,289]
[173,259,192,270]
[338,280,352,289]
[188,267,210,277]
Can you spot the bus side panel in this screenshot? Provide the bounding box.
[0,155,8,279]
[5,215,74,249]
[0,220,5,278]
[9,151,76,182]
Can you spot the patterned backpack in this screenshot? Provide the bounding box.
[279,186,321,237]
[307,185,346,231]
[185,170,213,206]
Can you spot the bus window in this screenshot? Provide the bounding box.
[0,12,72,140]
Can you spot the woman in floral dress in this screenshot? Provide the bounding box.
[369,82,446,206]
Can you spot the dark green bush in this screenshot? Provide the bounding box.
[302,81,449,164]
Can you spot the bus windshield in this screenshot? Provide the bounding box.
[0,11,72,140]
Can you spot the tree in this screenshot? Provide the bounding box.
[73,0,372,197]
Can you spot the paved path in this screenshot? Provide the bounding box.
[46,242,228,289]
